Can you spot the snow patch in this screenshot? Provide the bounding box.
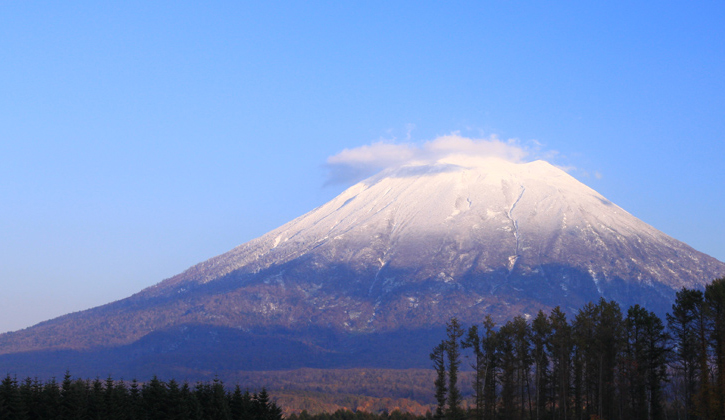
[506,186,525,274]
[589,267,603,295]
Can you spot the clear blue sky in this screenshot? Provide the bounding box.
[1,1,724,333]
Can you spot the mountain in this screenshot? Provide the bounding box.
[1,156,723,378]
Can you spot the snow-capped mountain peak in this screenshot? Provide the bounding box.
[2,157,724,375]
[149,158,723,328]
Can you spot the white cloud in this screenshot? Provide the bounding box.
[325,133,542,185]
[424,134,529,162]
[327,142,418,167]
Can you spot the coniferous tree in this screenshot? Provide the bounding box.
[645,308,670,420]
[549,307,571,420]
[87,378,105,420]
[429,342,447,420]
[0,375,15,420]
[253,389,267,420]
[572,303,595,420]
[181,382,201,420]
[103,376,116,420]
[18,377,36,420]
[142,376,167,420]
[668,288,704,420]
[0,385,7,420]
[229,385,250,420]
[705,277,725,419]
[595,299,624,420]
[166,379,189,420]
[511,316,532,420]
[60,372,86,420]
[692,286,716,420]
[428,281,725,420]
[129,379,142,420]
[209,378,231,420]
[624,305,670,420]
[462,325,484,420]
[444,318,465,420]
[624,305,647,420]
[498,320,519,420]
[41,377,62,420]
[480,316,498,420]
[257,389,283,420]
[0,373,284,420]
[531,310,551,420]
[113,380,131,420]
[570,300,624,420]
[195,382,210,419]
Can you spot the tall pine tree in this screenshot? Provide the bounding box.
[445,318,465,420]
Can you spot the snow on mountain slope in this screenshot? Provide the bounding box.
[1,156,723,361]
[158,159,722,288]
[144,156,723,321]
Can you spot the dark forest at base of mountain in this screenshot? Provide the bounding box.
[430,277,725,420]
[0,373,282,420]
[2,278,725,420]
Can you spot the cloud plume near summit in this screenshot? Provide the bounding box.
[325,134,533,185]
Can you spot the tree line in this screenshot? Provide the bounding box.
[0,372,282,420]
[287,407,426,420]
[431,277,725,420]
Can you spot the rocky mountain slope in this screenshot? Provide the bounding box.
[1,156,723,377]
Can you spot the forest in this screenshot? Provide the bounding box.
[430,278,725,420]
[2,278,724,420]
[0,373,282,420]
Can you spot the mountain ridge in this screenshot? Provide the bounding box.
[1,157,723,375]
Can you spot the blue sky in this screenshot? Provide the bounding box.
[1,2,724,333]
